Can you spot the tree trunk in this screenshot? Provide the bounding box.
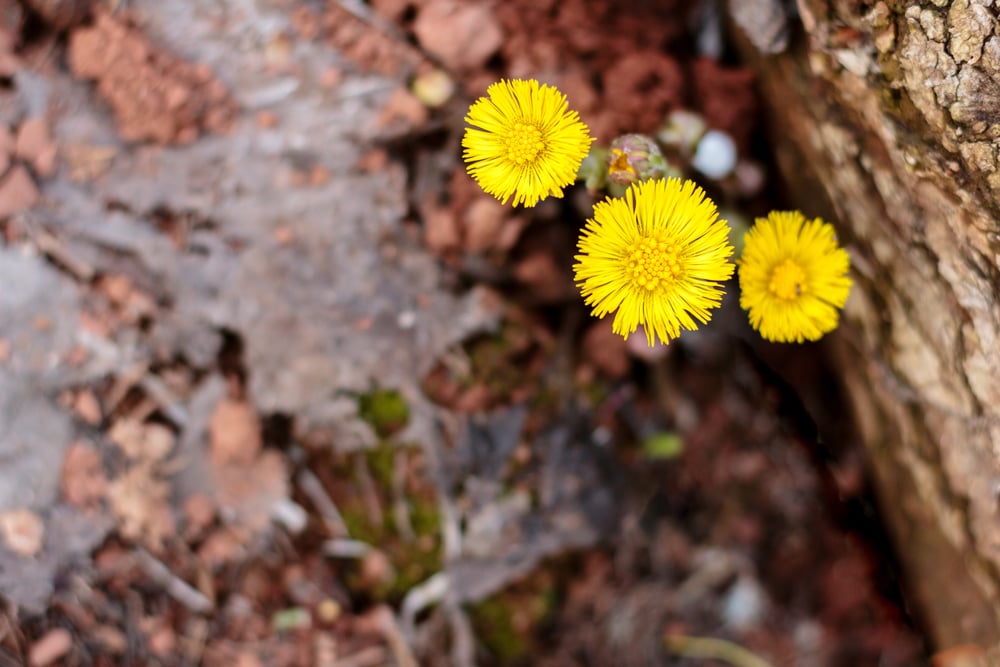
[734,0,1000,650]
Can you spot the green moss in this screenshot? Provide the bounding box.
[469,582,558,665]
[358,388,410,438]
[470,597,530,664]
[469,334,521,396]
[365,440,397,488]
[336,442,443,603]
[340,501,382,545]
[409,493,441,536]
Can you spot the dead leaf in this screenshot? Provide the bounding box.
[463,197,505,254]
[375,86,429,134]
[106,463,175,550]
[582,318,630,379]
[209,398,262,465]
[211,450,289,534]
[412,0,503,71]
[197,526,248,566]
[62,143,116,182]
[514,251,572,302]
[422,203,461,254]
[182,492,216,536]
[61,441,107,511]
[109,419,175,463]
[72,390,102,425]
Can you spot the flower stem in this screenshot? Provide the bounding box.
[664,634,775,667]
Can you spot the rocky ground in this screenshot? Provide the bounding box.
[0,0,927,665]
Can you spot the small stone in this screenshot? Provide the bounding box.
[73,390,102,425]
[582,319,630,378]
[183,493,217,532]
[411,68,454,108]
[91,626,126,654]
[412,0,503,71]
[626,327,672,362]
[235,652,264,667]
[15,117,57,178]
[29,628,72,667]
[422,204,461,254]
[147,625,176,657]
[0,126,14,155]
[316,598,341,623]
[369,0,411,22]
[375,86,429,132]
[209,398,262,465]
[463,197,505,253]
[733,160,766,197]
[359,549,395,589]
[99,274,132,305]
[197,528,246,566]
[514,251,570,302]
[0,508,44,556]
[0,165,39,217]
[657,109,707,153]
[320,67,342,89]
[310,164,330,186]
[495,215,527,252]
[355,148,388,173]
[255,111,278,129]
[691,130,738,179]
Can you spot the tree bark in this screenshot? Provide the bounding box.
[734,0,1000,650]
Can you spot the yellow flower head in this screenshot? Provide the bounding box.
[738,210,852,343]
[574,178,735,346]
[463,79,594,208]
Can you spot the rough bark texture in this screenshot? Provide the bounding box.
[736,0,1000,650]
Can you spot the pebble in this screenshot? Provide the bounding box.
[691,129,737,179]
[29,628,72,667]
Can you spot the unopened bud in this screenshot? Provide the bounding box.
[656,109,707,154]
[606,134,670,185]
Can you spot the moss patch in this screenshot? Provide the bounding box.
[358,388,410,438]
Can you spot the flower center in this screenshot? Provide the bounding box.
[505,122,545,165]
[608,148,636,179]
[625,236,683,292]
[768,259,807,300]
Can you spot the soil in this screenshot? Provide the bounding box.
[0,0,931,666]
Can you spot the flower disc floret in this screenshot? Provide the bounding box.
[738,210,852,343]
[463,79,594,208]
[574,178,735,346]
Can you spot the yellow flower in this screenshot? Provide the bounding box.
[738,210,852,343]
[463,79,594,207]
[574,178,735,346]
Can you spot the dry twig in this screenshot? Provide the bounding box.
[664,634,775,667]
[135,549,213,614]
[297,468,349,537]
